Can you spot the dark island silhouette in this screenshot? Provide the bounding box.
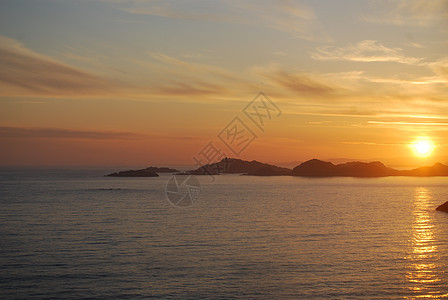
[106,166,179,177]
[179,157,448,177]
[292,159,448,177]
[292,159,399,177]
[177,158,291,176]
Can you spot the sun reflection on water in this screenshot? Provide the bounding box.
[405,187,447,298]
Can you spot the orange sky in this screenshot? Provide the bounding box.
[0,1,447,168]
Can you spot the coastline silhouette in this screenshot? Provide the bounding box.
[107,158,448,177]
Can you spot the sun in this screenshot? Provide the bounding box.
[411,137,435,157]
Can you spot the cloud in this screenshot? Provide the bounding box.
[0,36,248,100]
[0,126,207,142]
[238,0,331,42]
[367,76,446,86]
[430,58,448,83]
[0,36,122,97]
[0,127,144,140]
[116,0,330,41]
[367,120,448,128]
[340,141,406,146]
[56,44,128,76]
[273,51,287,56]
[404,41,425,49]
[251,63,448,119]
[362,0,448,26]
[152,81,229,97]
[311,40,424,65]
[261,69,336,95]
[143,52,262,98]
[149,52,239,82]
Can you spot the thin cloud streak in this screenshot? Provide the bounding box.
[368,121,448,127]
[362,0,448,26]
[0,127,144,140]
[0,36,250,100]
[116,0,330,41]
[0,126,205,141]
[340,141,407,146]
[254,66,338,96]
[0,36,120,97]
[149,52,241,83]
[430,58,448,83]
[311,40,424,65]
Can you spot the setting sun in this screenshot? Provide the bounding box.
[411,138,435,158]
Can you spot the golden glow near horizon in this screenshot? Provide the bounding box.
[0,0,447,166]
[411,137,435,158]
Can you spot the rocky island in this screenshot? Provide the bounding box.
[178,158,291,176]
[436,201,448,213]
[106,166,179,177]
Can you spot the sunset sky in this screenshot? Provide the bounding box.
[1,0,447,168]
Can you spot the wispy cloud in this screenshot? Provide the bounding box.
[56,44,128,76]
[152,81,229,97]
[340,141,406,146]
[0,36,251,100]
[0,36,121,97]
[0,127,144,140]
[366,76,446,86]
[149,52,239,82]
[362,0,448,26]
[404,41,425,49]
[237,0,331,42]
[255,63,448,119]
[367,120,448,128]
[0,126,207,142]
[259,68,337,95]
[430,58,448,83]
[115,0,330,41]
[311,40,424,65]
[143,52,260,98]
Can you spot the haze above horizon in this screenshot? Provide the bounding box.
[1,0,447,168]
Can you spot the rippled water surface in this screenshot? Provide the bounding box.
[1,168,448,299]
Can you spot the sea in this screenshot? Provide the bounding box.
[1,167,448,299]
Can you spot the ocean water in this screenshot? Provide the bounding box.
[1,168,448,299]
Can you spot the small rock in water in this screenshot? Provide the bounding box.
[435,201,448,212]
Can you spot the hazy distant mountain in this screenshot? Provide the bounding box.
[400,163,448,177]
[106,166,179,177]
